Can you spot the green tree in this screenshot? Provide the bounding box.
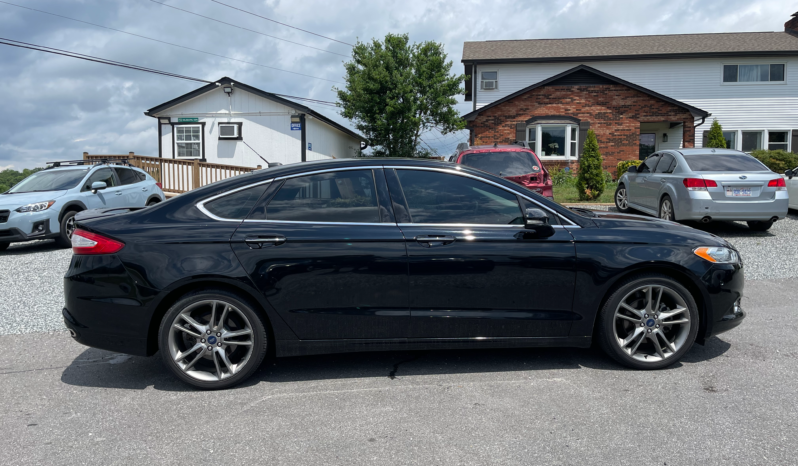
[576,129,606,201]
[705,119,726,148]
[0,167,43,193]
[336,33,466,157]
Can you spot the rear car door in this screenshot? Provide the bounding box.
[386,167,577,339]
[78,168,123,209]
[230,167,410,340]
[645,153,676,209]
[112,167,144,206]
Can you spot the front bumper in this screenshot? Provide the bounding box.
[701,261,746,340]
[678,192,789,221]
[0,208,60,243]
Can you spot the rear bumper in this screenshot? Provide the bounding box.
[678,195,788,221]
[63,307,149,356]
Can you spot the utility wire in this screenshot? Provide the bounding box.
[274,93,338,107]
[209,0,354,47]
[149,0,349,57]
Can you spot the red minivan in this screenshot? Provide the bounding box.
[454,144,553,198]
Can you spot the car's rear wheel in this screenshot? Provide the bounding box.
[615,184,631,213]
[0,242,9,252]
[55,210,78,248]
[159,290,268,389]
[659,195,674,221]
[597,274,698,370]
[146,199,159,207]
[747,220,773,231]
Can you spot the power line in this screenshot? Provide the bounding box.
[209,0,354,47]
[0,0,343,84]
[273,94,338,107]
[149,0,349,58]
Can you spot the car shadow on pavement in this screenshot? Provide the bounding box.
[2,240,64,255]
[60,336,731,391]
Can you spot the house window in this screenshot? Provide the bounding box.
[480,71,498,90]
[741,131,763,152]
[768,131,789,151]
[175,125,202,158]
[723,64,785,83]
[722,131,737,150]
[527,124,578,160]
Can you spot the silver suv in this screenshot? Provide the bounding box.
[615,149,789,231]
[0,160,164,251]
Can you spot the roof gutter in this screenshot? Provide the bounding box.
[461,50,798,65]
[693,115,710,127]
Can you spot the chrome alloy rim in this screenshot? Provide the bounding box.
[616,188,628,209]
[613,285,691,362]
[168,300,255,382]
[65,216,76,239]
[660,199,673,221]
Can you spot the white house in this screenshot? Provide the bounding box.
[461,11,798,171]
[145,77,366,167]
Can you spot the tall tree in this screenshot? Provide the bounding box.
[705,119,727,148]
[336,33,466,157]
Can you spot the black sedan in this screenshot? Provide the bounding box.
[63,159,745,389]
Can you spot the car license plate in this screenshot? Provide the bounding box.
[726,187,752,197]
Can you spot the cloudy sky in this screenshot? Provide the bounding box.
[0,0,794,169]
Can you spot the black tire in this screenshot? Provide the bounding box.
[146,199,159,207]
[614,183,631,213]
[158,289,268,389]
[658,195,674,221]
[596,273,699,370]
[0,242,9,252]
[55,210,78,248]
[747,220,773,231]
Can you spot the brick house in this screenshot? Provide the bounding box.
[462,11,798,176]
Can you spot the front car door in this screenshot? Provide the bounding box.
[229,167,410,340]
[385,167,578,339]
[79,167,122,209]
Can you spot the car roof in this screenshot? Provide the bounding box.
[461,145,535,153]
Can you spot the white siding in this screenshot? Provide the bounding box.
[306,116,360,161]
[474,57,798,149]
[160,124,172,158]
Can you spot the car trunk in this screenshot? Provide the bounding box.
[698,172,778,202]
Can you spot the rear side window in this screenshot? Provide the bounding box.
[203,184,269,220]
[264,170,380,223]
[135,171,148,182]
[114,168,140,185]
[654,154,675,173]
[682,153,769,172]
[460,151,541,176]
[396,169,523,225]
[83,168,116,191]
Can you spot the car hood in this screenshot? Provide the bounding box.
[0,190,69,209]
[586,210,732,248]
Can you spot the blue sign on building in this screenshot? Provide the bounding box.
[307,143,312,151]
[290,122,301,131]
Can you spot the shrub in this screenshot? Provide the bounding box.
[576,129,606,201]
[616,160,642,179]
[603,170,614,184]
[705,119,726,148]
[750,149,798,174]
[549,166,575,187]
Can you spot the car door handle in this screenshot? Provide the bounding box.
[415,235,456,248]
[115,191,123,195]
[244,235,286,248]
[141,187,148,191]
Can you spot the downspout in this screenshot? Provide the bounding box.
[693,114,710,149]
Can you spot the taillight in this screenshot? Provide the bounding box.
[768,178,786,190]
[71,229,125,255]
[156,182,163,189]
[683,178,716,190]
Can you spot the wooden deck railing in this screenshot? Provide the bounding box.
[82,152,260,194]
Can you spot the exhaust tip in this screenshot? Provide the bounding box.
[770,216,778,222]
[68,328,77,338]
[700,216,712,224]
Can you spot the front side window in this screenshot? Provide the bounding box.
[264,170,379,223]
[638,154,661,174]
[460,151,541,177]
[113,168,140,185]
[203,184,269,220]
[480,71,498,90]
[176,125,202,158]
[7,169,89,193]
[741,131,763,152]
[723,64,785,83]
[768,131,789,151]
[396,170,523,225]
[682,153,768,172]
[83,168,116,191]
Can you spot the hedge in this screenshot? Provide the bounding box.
[749,150,798,174]
[616,160,642,178]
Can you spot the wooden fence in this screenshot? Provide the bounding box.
[83,152,260,194]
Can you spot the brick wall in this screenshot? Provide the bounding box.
[470,84,695,177]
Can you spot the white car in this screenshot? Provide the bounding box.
[787,167,798,210]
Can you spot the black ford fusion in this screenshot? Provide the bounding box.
[63,159,744,389]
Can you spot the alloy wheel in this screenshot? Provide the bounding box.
[612,284,691,362]
[65,216,76,239]
[615,188,628,209]
[660,199,673,221]
[167,300,255,382]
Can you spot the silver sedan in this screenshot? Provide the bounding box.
[615,148,789,231]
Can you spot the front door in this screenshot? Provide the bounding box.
[78,167,123,209]
[386,168,577,339]
[639,133,657,160]
[231,168,410,340]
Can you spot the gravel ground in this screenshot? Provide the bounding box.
[1,210,796,335]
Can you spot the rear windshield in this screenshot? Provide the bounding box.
[682,153,769,172]
[460,151,541,176]
[7,169,89,193]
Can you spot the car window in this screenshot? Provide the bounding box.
[396,169,524,225]
[638,155,660,173]
[83,168,117,191]
[7,169,89,193]
[135,171,148,182]
[682,153,770,172]
[114,168,140,185]
[654,154,675,173]
[262,170,380,223]
[460,151,541,176]
[203,184,269,220]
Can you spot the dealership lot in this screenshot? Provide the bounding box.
[0,212,796,464]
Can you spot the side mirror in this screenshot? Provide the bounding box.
[91,181,107,194]
[786,169,794,180]
[626,165,638,174]
[523,208,555,238]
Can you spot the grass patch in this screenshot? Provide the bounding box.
[553,182,617,204]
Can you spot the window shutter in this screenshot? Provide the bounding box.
[577,121,591,157]
[464,65,473,102]
[792,130,798,152]
[702,130,709,147]
[515,123,526,142]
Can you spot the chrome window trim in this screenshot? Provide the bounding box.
[273,166,384,181]
[196,178,274,222]
[396,223,570,229]
[243,219,392,226]
[386,165,579,227]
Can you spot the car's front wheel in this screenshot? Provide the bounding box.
[55,210,78,248]
[747,220,773,231]
[597,274,699,370]
[615,184,631,213]
[158,290,268,389]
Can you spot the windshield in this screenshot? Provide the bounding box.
[7,169,89,193]
[460,151,541,177]
[682,153,769,172]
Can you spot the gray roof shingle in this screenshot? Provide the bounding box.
[462,32,798,62]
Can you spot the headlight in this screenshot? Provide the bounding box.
[15,201,55,213]
[694,247,739,264]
